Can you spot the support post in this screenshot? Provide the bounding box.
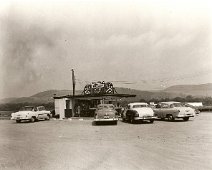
[71,69,75,117]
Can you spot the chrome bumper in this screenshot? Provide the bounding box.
[134,116,156,120]
[176,115,194,118]
[94,118,118,122]
[11,116,30,120]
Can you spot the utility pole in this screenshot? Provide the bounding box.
[71,69,75,117]
[71,69,75,96]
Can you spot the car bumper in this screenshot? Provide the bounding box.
[11,117,30,120]
[94,118,118,122]
[134,116,156,120]
[176,115,194,118]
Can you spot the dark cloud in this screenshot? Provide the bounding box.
[0,10,65,97]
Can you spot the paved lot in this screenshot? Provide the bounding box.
[0,113,212,170]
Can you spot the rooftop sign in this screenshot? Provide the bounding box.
[83,81,114,95]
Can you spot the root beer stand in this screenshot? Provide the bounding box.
[53,81,136,119]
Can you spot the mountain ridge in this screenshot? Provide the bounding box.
[164,83,212,97]
[1,83,212,104]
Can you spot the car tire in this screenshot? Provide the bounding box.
[16,120,21,123]
[149,120,154,123]
[30,117,35,123]
[167,115,174,121]
[125,116,130,123]
[183,117,189,121]
[45,115,50,120]
[130,118,135,124]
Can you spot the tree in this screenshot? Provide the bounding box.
[139,99,147,102]
[185,95,194,102]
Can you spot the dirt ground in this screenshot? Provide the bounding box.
[0,113,212,170]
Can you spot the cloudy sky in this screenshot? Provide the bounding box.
[0,0,211,98]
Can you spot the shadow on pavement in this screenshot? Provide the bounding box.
[92,121,117,126]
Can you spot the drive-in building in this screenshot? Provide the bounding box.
[54,93,136,119]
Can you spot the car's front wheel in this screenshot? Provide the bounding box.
[167,115,174,121]
[45,115,50,120]
[30,117,35,123]
[16,120,21,123]
[130,117,135,124]
[183,117,189,121]
[149,119,154,123]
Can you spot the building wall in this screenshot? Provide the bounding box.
[55,98,73,119]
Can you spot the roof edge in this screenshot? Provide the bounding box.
[54,93,136,99]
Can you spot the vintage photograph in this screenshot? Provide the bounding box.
[0,0,212,169]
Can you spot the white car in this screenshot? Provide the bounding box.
[36,106,51,120]
[154,102,195,121]
[11,106,51,123]
[122,102,155,123]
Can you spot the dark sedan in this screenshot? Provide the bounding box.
[94,104,118,125]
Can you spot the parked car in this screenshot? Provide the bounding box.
[184,104,200,115]
[194,109,200,115]
[11,106,51,123]
[122,102,155,123]
[154,102,195,121]
[36,106,51,120]
[11,106,37,123]
[94,104,118,125]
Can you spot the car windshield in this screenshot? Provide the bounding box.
[98,105,114,110]
[37,106,45,111]
[132,105,147,108]
[20,106,34,111]
[160,104,170,108]
[171,103,184,107]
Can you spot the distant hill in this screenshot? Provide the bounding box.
[0,83,212,105]
[163,83,212,97]
[0,90,82,104]
[115,87,185,102]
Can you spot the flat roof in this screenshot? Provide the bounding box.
[128,102,148,105]
[54,93,136,99]
[160,101,180,105]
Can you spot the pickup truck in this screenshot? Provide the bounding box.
[11,106,51,123]
[154,102,195,121]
